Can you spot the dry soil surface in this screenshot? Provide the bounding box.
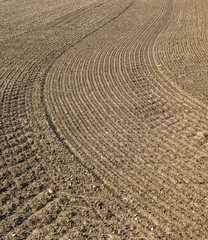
[0,0,208,239]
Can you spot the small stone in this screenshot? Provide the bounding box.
[48,189,53,194]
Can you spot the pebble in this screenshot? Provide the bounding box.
[48,189,53,194]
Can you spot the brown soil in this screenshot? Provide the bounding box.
[0,0,208,239]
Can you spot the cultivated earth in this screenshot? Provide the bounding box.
[0,0,208,239]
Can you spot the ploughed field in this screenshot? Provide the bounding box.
[0,0,208,239]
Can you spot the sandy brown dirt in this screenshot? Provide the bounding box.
[0,0,208,239]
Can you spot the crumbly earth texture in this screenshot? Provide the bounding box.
[0,0,208,239]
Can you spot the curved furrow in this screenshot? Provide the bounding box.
[45,0,205,201]
[44,0,208,238]
[0,0,136,181]
[44,0,161,160]
[45,53,158,236]
[44,0,178,236]
[44,0,159,180]
[123,0,208,199]
[1,1,146,238]
[97,28,208,191]
[90,0,207,229]
[1,0,208,239]
[153,0,208,105]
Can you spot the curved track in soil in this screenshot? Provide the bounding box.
[1,0,208,239]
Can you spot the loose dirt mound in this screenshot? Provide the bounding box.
[0,0,208,239]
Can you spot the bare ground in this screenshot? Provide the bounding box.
[0,0,208,239]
